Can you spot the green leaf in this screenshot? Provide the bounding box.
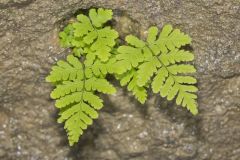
[81,102,99,119]
[90,58,118,76]
[46,55,83,82]
[131,86,147,104]
[90,27,118,61]
[116,25,198,115]
[156,24,192,53]
[126,35,145,48]
[159,49,194,66]
[151,67,168,93]
[167,64,196,75]
[47,8,121,146]
[118,69,135,86]
[47,55,116,146]
[59,24,74,47]
[116,69,147,104]
[47,17,200,147]
[55,92,82,108]
[58,103,82,123]
[61,8,117,62]
[83,92,103,110]
[176,91,198,115]
[166,84,179,100]
[159,76,174,97]
[147,26,159,44]
[175,76,197,84]
[73,15,94,37]
[50,80,83,99]
[86,77,116,94]
[116,46,144,74]
[137,57,161,87]
[89,8,113,28]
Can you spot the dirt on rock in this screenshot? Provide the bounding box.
[0,0,240,160]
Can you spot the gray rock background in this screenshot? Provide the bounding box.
[0,0,239,159]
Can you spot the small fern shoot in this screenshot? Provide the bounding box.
[115,25,198,114]
[46,8,118,146]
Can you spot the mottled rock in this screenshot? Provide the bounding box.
[0,0,240,160]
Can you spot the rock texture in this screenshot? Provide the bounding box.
[0,0,240,160]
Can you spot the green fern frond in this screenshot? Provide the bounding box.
[116,69,147,103]
[159,49,194,66]
[47,55,116,145]
[116,25,198,114]
[47,8,119,145]
[59,8,118,62]
[50,80,84,99]
[47,8,199,146]
[89,8,113,27]
[156,25,191,53]
[85,77,116,94]
[116,46,144,74]
[59,24,74,48]
[137,57,161,87]
[128,74,147,104]
[46,55,83,82]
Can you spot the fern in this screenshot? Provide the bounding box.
[116,69,147,104]
[47,55,116,145]
[46,8,118,146]
[59,8,118,62]
[47,8,199,146]
[115,25,198,115]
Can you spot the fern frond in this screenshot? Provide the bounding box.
[48,9,120,145]
[46,55,83,82]
[128,75,147,104]
[73,14,94,37]
[156,25,191,53]
[48,10,200,146]
[55,92,82,108]
[83,92,103,110]
[116,25,198,114]
[51,80,83,99]
[117,69,147,104]
[147,26,159,44]
[90,27,118,61]
[47,54,116,145]
[151,66,198,114]
[89,8,113,28]
[159,49,194,66]
[152,67,168,93]
[125,35,145,48]
[116,45,144,74]
[59,24,74,48]
[56,88,104,146]
[167,64,196,74]
[59,8,118,62]
[86,77,116,94]
[137,57,161,87]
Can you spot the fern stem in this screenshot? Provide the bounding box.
[80,61,86,107]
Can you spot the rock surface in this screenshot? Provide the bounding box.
[0,0,240,160]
